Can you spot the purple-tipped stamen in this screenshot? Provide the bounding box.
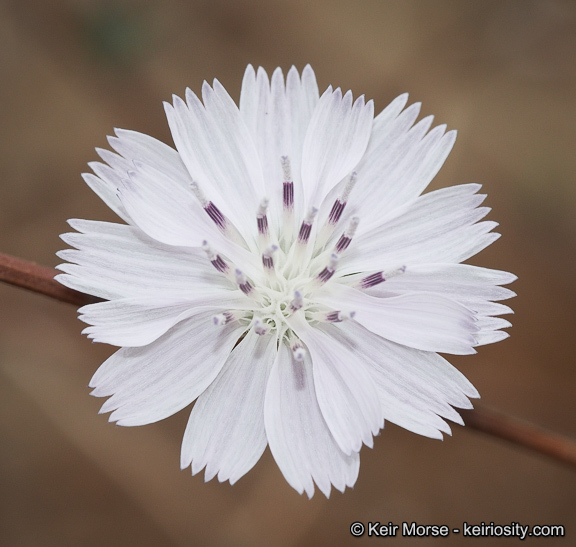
[289,290,304,311]
[328,172,357,225]
[335,216,360,253]
[257,197,270,235]
[297,207,318,244]
[253,317,268,335]
[191,181,227,230]
[359,266,406,288]
[292,342,306,361]
[325,310,356,322]
[281,156,294,211]
[317,253,339,283]
[213,311,235,326]
[202,241,229,273]
[235,268,254,295]
[262,244,278,270]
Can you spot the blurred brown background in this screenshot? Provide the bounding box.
[1,0,575,545]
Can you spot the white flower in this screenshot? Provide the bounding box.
[57,65,516,498]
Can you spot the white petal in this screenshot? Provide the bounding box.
[79,291,246,347]
[108,129,192,189]
[90,311,246,426]
[57,220,229,300]
[475,329,510,345]
[83,129,191,224]
[356,263,516,347]
[301,88,374,209]
[295,65,321,132]
[286,64,321,216]
[239,65,272,168]
[340,184,496,273]
[329,322,478,438]
[203,79,267,197]
[287,313,383,455]
[315,97,417,223]
[356,123,457,231]
[474,316,512,346]
[117,161,215,247]
[370,92,411,138]
[239,64,260,133]
[181,330,276,484]
[264,341,359,498]
[469,300,514,317]
[239,66,286,234]
[364,263,516,303]
[239,65,320,233]
[164,81,265,242]
[116,161,260,277]
[82,169,130,223]
[95,147,131,174]
[336,93,458,226]
[316,284,477,355]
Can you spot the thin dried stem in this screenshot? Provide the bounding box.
[0,252,101,307]
[1,252,576,471]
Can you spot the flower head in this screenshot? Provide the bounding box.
[57,65,516,498]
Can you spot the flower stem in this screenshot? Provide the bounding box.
[0,252,101,307]
[461,407,576,469]
[1,252,576,470]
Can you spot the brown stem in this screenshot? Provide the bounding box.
[461,407,576,469]
[1,252,576,470]
[0,252,101,307]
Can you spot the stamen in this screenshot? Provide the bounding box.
[205,202,226,230]
[283,182,294,210]
[235,268,254,295]
[253,317,268,335]
[325,310,356,322]
[257,197,270,236]
[309,309,356,323]
[202,240,229,273]
[213,311,240,326]
[289,290,303,311]
[262,244,278,270]
[335,216,360,253]
[213,313,228,326]
[191,180,228,230]
[190,181,208,206]
[317,253,339,284]
[280,156,295,250]
[327,201,345,225]
[328,172,357,225]
[314,173,358,251]
[291,341,306,361]
[340,171,358,203]
[281,156,294,210]
[358,265,406,289]
[360,272,384,288]
[297,207,318,244]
